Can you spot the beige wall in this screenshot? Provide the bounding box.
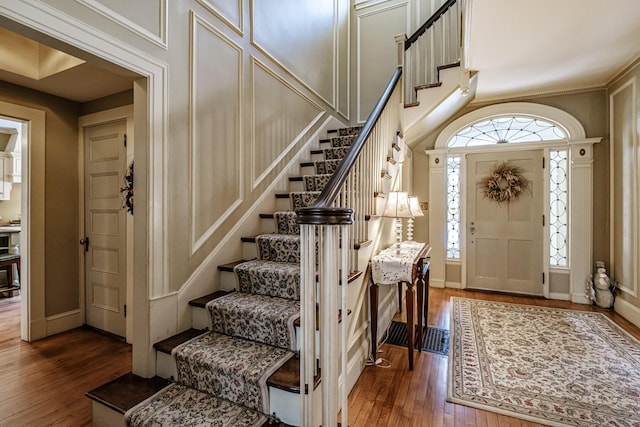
[608,59,640,320]
[0,80,80,316]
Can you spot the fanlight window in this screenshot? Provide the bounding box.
[447,116,567,148]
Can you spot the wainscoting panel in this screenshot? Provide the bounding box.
[251,0,338,107]
[190,12,243,254]
[197,0,243,35]
[356,1,409,122]
[251,57,324,189]
[77,0,167,47]
[610,78,638,298]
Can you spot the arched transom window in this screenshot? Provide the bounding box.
[447,116,568,148]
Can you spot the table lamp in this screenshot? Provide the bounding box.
[381,191,413,254]
[406,196,424,241]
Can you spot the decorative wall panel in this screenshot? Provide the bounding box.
[190,13,243,253]
[197,0,243,35]
[251,0,337,106]
[251,58,324,188]
[357,2,408,122]
[611,79,638,297]
[78,0,167,47]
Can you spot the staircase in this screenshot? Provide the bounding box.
[87,125,386,427]
[87,2,472,425]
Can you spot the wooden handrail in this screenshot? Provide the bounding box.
[405,0,457,50]
[296,66,403,225]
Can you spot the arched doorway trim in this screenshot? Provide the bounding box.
[435,102,587,148]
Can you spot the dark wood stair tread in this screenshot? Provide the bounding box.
[189,290,233,308]
[268,356,320,393]
[288,176,303,182]
[310,149,323,155]
[153,328,207,354]
[414,82,442,91]
[300,161,314,167]
[241,235,259,243]
[218,260,248,271]
[86,373,169,414]
[275,193,290,199]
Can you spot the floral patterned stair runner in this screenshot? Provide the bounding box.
[126,128,358,426]
[125,383,268,427]
[207,292,299,350]
[172,332,294,413]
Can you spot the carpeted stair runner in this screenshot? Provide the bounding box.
[208,292,299,349]
[125,383,269,427]
[315,159,341,175]
[126,126,358,426]
[173,332,294,413]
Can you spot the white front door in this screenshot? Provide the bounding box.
[84,120,127,337]
[466,150,543,295]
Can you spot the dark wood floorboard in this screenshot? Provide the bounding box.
[345,287,640,427]
[0,295,132,426]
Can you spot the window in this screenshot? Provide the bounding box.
[448,116,567,148]
[549,150,568,266]
[446,155,461,259]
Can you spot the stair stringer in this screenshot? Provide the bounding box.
[404,66,478,147]
[163,117,347,347]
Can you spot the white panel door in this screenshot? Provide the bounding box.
[466,150,543,295]
[84,120,127,337]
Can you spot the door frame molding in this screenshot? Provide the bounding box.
[0,0,167,376]
[79,105,134,342]
[425,102,601,303]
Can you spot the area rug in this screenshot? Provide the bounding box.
[448,297,640,427]
[386,320,449,355]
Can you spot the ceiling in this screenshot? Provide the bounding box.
[0,27,137,103]
[468,0,640,101]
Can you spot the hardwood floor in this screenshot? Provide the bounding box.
[1,288,638,426]
[0,296,131,427]
[346,287,640,427]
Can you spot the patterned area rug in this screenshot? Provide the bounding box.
[448,298,640,427]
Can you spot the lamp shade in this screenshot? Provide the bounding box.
[408,196,424,217]
[382,191,413,218]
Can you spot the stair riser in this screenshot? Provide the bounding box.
[218,269,239,294]
[91,401,126,427]
[275,197,291,212]
[288,180,305,192]
[260,217,276,234]
[270,384,322,427]
[156,351,177,380]
[242,240,258,261]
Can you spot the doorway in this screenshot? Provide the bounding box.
[465,150,544,295]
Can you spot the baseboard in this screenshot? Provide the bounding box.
[430,278,445,288]
[46,309,82,336]
[614,297,640,329]
[30,317,47,341]
[570,293,591,305]
[445,281,462,289]
[549,292,570,301]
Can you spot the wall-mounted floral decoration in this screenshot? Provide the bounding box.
[478,161,529,204]
[121,161,134,214]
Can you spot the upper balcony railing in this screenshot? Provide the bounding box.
[403,0,461,105]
